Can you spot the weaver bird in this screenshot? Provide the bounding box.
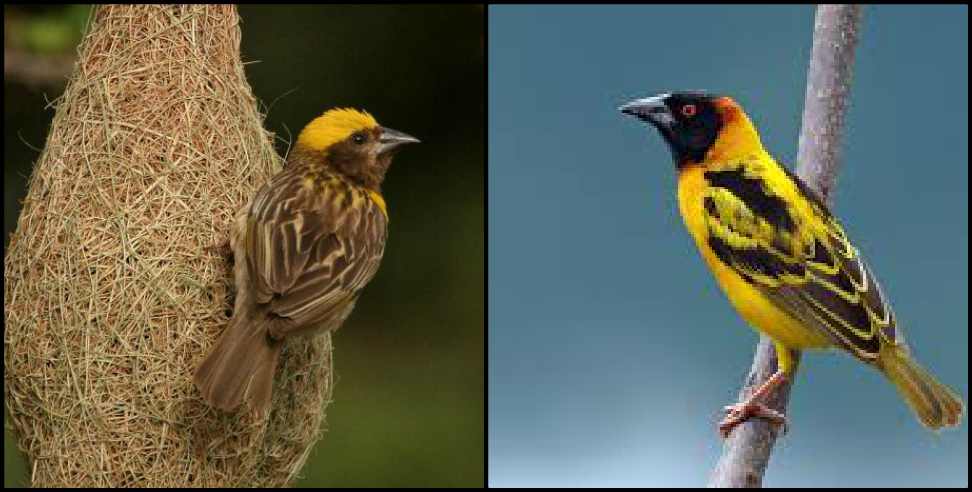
[194,108,418,414]
[619,91,963,436]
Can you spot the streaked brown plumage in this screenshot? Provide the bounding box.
[194,108,418,414]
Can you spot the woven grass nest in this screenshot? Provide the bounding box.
[4,5,334,487]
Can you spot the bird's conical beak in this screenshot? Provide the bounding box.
[619,94,674,129]
[378,127,420,154]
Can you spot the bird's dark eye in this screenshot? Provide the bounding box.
[681,104,697,117]
[352,132,366,145]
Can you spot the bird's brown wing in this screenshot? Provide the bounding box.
[244,171,387,335]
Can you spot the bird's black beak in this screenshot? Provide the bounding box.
[619,94,674,130]
[378,127,420,154]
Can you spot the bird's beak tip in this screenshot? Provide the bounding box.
[618,103,637,115]
[378,127,420,153]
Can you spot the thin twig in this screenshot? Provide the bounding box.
[707,4,863,487]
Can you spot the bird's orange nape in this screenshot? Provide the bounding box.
[703,97,764,164]
[619,91,964,436]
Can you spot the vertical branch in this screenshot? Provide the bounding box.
[795,4,863,200]
[707,5,862,488]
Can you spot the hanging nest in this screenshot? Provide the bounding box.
[4,5,334,487]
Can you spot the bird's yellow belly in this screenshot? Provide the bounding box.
[697,244,830,350]
[677,165,831,350]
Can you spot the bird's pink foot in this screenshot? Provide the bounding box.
[718,402,787,438]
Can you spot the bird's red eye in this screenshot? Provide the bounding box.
[681,104,697,117]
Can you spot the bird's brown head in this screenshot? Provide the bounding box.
[620,91,761,167]
[291,108,419,189]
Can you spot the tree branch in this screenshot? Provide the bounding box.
[707,4,863,487]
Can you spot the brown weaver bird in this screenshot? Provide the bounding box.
[620,91,963,436]
[194,108,418,413]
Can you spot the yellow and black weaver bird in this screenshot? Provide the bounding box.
[620,91,963,436]
[194,108,418,413]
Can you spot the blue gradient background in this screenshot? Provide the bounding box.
[488,5,968,487]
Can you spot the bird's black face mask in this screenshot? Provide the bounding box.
[620,91,723,166]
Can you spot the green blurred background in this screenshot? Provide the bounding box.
[4,5,483,487]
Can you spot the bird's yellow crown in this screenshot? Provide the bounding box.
[296,107,379,152]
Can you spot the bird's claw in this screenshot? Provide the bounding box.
[718,402,788,438]
[205,240,233,263]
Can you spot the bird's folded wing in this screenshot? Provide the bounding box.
[701,165,898,362]
[244,173,386,329]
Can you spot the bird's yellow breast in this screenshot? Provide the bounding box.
[367,190,388,219]
[676,164,830,350]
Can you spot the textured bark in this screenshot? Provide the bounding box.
[708,4,863,488]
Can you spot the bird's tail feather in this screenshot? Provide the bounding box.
[879,344,963,429]
[194,310,283,414]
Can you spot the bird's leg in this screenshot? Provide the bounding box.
[719,370,788,438]
[203,214,237,265]
[205,238,233,264]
